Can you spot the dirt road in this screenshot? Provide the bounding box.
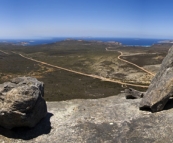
[16,52,149,88]
[0,50,8,55]
[106,48,155,76]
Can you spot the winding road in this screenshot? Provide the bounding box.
[0,49,150,88]
[106,48,155,76]
[16,52,149,88]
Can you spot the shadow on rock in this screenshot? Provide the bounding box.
[0,112,53,140]
[163,98,173,111]
[139,106,152,112]
[140,98,173,112]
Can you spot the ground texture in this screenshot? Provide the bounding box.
[1,94,173,142]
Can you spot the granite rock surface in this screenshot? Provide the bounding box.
[0,77,47,129]
[140,46,173,112]
[1,94,173,142]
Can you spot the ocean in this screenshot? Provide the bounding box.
[0,37,169,46]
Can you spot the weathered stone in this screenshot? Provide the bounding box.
[0,77,47,129]
[125,88,144,99]
[140,46,173,112]
[1,94,173,142]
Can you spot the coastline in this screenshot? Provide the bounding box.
[0,37,170,46]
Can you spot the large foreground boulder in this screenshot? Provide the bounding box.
[140,46,173,112]
[0,77,47,129]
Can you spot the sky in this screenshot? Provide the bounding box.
[0,0,173,39]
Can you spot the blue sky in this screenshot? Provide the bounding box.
[0,0,173,39]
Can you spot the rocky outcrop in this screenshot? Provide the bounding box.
[0,77,47,129]
[140,46,173,112]
[1,94,173,142]
[125,88,144,99]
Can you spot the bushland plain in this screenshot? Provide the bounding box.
[0,40,171,101]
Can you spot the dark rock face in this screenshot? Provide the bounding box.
[140,46,173,112]
[125,88,144,99]
[0,77,47,129]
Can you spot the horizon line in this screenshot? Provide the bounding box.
[0,37,172,40]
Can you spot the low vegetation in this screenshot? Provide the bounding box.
[0,40,170,101]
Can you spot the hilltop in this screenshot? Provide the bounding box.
[1,94,173,142]
[0,40,173,142]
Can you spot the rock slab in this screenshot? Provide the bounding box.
[140,46,173,112]
[1,94,173,142]
[0,77,47,129]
